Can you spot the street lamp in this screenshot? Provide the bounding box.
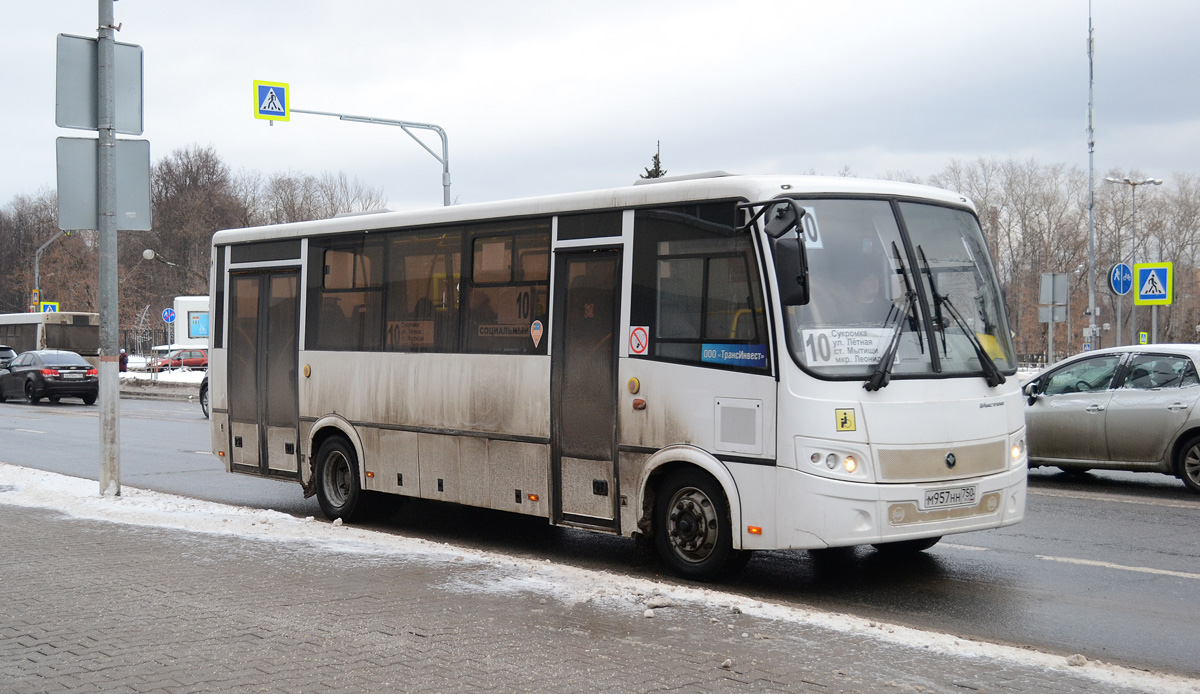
[1104,176,1162,344]
[143,249,209,286]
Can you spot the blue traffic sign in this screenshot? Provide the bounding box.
[253,80,289,121]
[162,308,176,324]
[1109,263,1132,296]
[1134,263,1172,306]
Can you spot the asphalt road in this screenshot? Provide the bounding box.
[2,396,1197,678]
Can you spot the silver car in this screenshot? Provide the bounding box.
[1023,344,1200,493]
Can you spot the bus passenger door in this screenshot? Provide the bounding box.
[551,249,621,531]
[227,270,301,478]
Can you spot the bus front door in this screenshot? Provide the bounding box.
[551,249,621,531]
[227,271,300,479]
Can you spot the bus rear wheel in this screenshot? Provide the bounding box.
[315,436,363,522]
[654,469,743,580]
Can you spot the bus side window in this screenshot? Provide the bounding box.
[631,204,769,372]
[310,239,384,351]
[463,224,550,355]
[385,230,462,353]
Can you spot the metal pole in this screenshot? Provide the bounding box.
[1086,5,1098,350]
[1130,184,1138,345]
[1047,311,1054,366]
[291,108,451,206]
[97,0,121,497]
[34,231,66,310]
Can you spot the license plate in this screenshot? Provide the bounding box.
[922,485,977,510]
[63,372,83,379]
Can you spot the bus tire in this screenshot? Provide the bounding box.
[871,536,941,554]
[654,469,739,580]
[314,436,363,522]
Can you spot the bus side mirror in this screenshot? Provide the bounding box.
[773,236,809,306]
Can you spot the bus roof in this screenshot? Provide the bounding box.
[212,174,974,245]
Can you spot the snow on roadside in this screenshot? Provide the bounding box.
[0,462,1194,694]
[121,369,206,385]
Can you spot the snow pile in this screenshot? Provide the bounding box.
[121,369,206,385]
[0,462,1195,694]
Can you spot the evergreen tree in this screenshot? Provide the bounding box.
[640,141,667,179]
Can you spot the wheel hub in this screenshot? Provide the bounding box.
[667,488,718,561]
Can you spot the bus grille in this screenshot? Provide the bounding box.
[876,441,1006,483]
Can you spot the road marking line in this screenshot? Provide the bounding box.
[14,428,46,434]
[1037,555,1200,580]
[1029,487,1198,510]
[940,543,990,551]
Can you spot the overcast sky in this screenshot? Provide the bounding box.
[4,1,1199,212]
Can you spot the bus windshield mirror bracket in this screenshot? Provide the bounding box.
[739,199,810,306]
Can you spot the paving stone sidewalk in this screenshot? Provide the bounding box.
[0,503,1167,694]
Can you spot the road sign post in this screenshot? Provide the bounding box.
[1109,262,1132,348]
[1039,272,1069,364]
[1134,262,1173,343]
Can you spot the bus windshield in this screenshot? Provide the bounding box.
[783,198,1015,380]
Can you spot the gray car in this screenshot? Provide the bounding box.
[1023,344,1200,492]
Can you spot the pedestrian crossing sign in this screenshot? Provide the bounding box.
[253,80,289,121]
[1133,262,1172,306]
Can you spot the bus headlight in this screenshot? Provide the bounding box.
[803,446,869,479]
[1010,438,1026,465]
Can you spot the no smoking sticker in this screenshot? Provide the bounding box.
[629,326,649,355]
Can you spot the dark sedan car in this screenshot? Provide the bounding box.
[0,349,98,405]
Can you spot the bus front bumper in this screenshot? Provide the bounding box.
[760,463,1026,551]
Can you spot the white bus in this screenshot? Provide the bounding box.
[207,174,1026,579]
[0,312,100,357]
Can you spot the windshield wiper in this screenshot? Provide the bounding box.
[917,246,1006,388]
[865,242,918,392]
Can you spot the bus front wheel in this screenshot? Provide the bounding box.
[315,436,363,522]
[654,469,743,580]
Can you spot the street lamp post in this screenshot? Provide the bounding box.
[1105,176,1162,344]
[143,249,209,286]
